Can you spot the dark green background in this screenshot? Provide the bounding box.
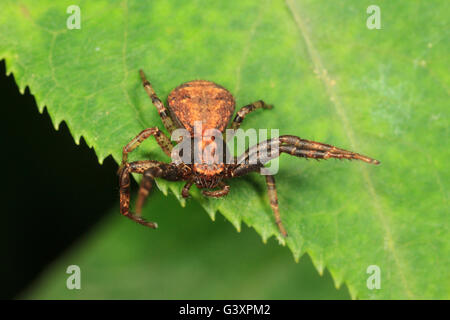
[0,61,117,298]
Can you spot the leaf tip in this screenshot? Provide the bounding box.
[329,268,344,289]
[308,250,325,276]
[275,234,286,246]
[204,207,216,221]
[348,285,359,300]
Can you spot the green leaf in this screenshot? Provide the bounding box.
[24,189,350,299]
[1,0,448,299]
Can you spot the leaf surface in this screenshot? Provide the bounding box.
[1,0,448,298]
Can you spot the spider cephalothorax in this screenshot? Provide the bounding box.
[118,69,380,237]
[193,163,225,188]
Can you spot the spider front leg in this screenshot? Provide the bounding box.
[202,182,230,198]
[224,100,273,141]
[278,135,380,164]
[135,170,153,216]
[140,69,178,133]
[122,127,173,165]
[182,181,194,198]
[230,100,273,130]
[231,136,379,237]
[118,160,184,228]
[119,161,161,228]
[236,136,380,165]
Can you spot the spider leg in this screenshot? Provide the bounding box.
[225,100,272,141]
[122,127,173,164]
[230,100,273,130]
[182,180,194,198]
[119,161,160,228]
[227,164,288,237]
[135,170,154,216]
[229,163,262,177]
[229,136,379,237]
[279,135,380,164]
[118,160,183,228]
[140,69,178,134]
[235,136,380,166]
[266,175,288,237]
[202,182,230,198]
[235,139,280,166]
[280,145,377,162]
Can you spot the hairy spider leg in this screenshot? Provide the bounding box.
[119,160,185,228]
[228,162,287,237]
[265,175,288,237]
[230,100,273,130]
[118,161,163,228]
[202,182,231,198]
[224,100,273,141]
[122,127,173,164]
[139,69,178,134]
[135,170,153,216]
[230,135,380,237]
[236,136,380,166]
[279,135,380,164]
[182,180,194,198]
[280,145,379,163]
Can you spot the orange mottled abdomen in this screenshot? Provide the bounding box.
[167,80,235,135]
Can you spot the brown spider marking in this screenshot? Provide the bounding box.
[118,69,380,237]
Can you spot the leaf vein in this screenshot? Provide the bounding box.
[285,0,414,298]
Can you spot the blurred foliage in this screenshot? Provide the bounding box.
[0,0,448,299]
[0,62,117,299]
[25,189,349,299]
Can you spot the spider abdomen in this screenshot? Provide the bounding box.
[167,80,235,135]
